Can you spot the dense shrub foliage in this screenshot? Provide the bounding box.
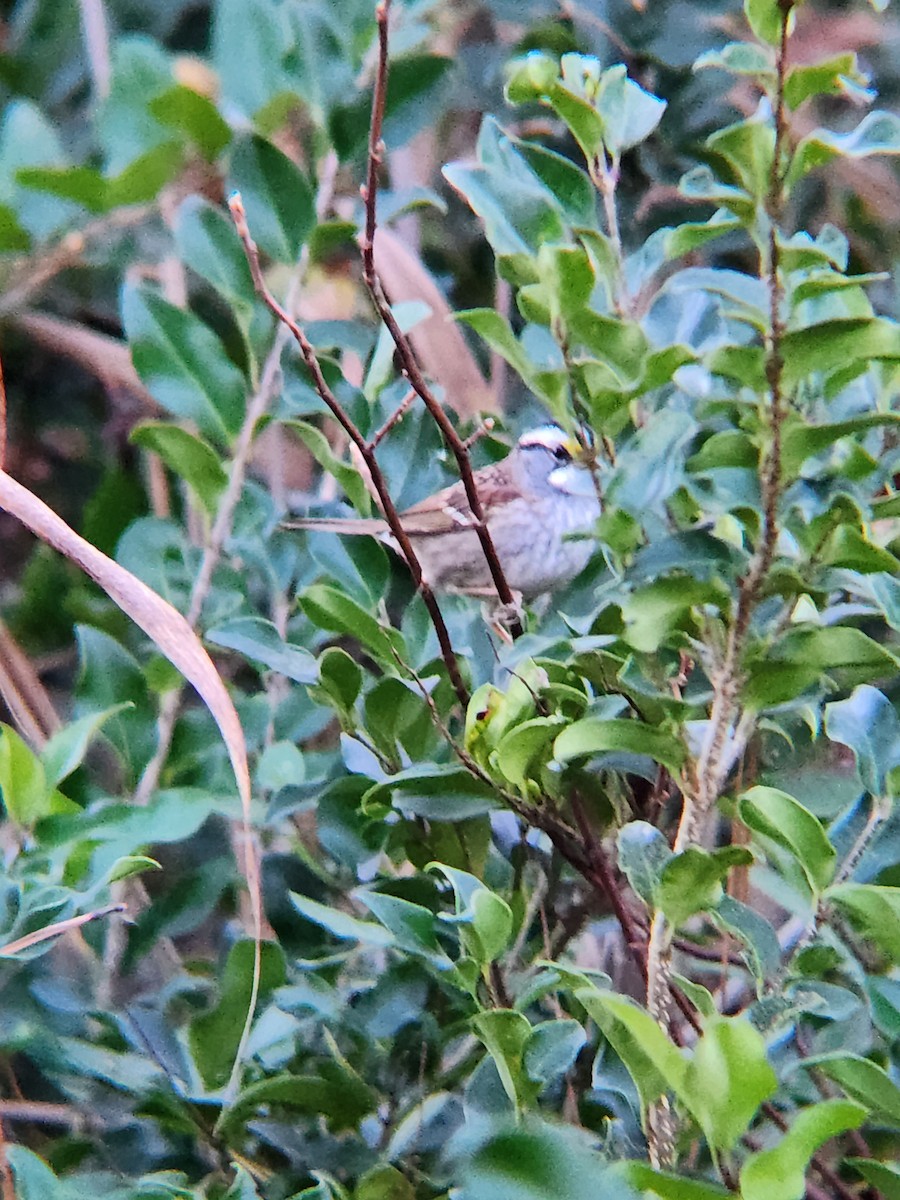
[1,1,900,1198]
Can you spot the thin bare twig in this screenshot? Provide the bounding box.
[360,0,524,640]
[230,195,469,708]
[0,904,125,957]
[369,387,416,448]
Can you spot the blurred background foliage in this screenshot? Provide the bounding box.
[1,0,900,1198]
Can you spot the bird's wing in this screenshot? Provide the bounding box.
[399,462,517,538]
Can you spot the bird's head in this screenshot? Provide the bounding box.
[514,425,596,496]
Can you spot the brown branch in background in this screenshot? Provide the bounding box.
[372,226,493,419]
[0,618,61,747]
[230,195,469,709]
[360,0,524,640]
[77,0,112,102]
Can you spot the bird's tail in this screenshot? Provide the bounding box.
[282,516,388,537]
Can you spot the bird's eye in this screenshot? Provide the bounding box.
[553,445,571,462]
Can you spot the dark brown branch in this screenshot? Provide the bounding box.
[229,195,469,709]
[360,0,523,639]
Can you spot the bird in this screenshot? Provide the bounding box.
[284,425,600,607]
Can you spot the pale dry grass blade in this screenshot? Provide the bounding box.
[0,468,261,1101]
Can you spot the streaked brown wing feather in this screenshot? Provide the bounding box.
[399,461,518,539]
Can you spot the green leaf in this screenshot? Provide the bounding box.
[781,411,900,474]
[205,617,318,683]
[523,1020,586,1086]
[108,853,161,883]
[739,786,836,895]
[803,1054,900,1123]
[122,282,246,442]
[290,893,395,947]
[847,1160,900,1200]
[518,141,597,226]
[213,0,291,118]
[595,64,666,155]
[189,940,286,1088]
[707,117,775,199]
[300,584,406,667]
[282,420,372,515]
[223,1067,377,1138]
[7,1147,65,1200]
[683,1017,777,1151]
[228,134,315,264]
[617,822,673,908]
[770,626,898,679]
[622,1163,730,1199]
[740,1099,866,1200]
[825,685,900,795]
[356,891,449,964]
[744,0,788,46]
[18,144,185,213]
[257,741,305,792]
[461,1122,630,1200]
[444,117,567,258]
[657,847,753,928]
[822,526,900,574]
[666,209,743,258]
[363,764,500,822]
[784,54,869,111]
[174,196,255,311]
[472,1009,539,1110]
[40,704,131,789]
[781,318,900,386]
[555,718,685,774]
[356,1165,416,1200]
[131,422,228,514]
[575,989,687,1118]
[826,884,900,963]
[713,895,782,981]
[493,717,565,792]
[0,723,50,826]
[695,43,774,77]
[621,577,724,653]
[431,864,513,964]
[317,647,362,713]
[790,110,900,184]
[0,203,29,250]
[149,84,232,160]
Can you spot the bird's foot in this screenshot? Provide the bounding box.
[482,592,525,643]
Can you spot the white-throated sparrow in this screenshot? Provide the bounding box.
[286,425,600,602]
